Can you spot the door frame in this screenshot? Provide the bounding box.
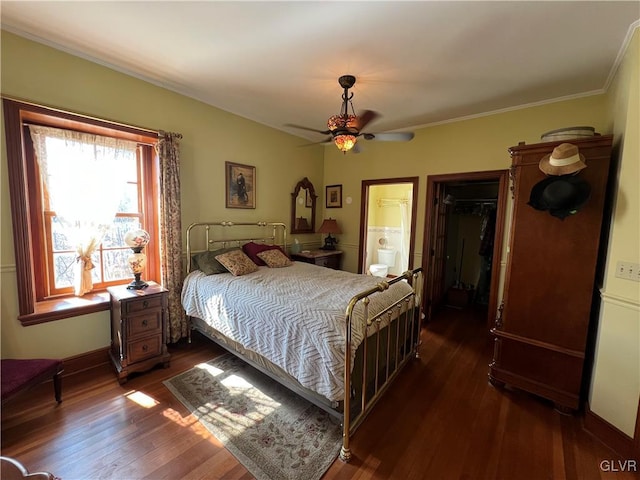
[422,170,509,329]
[358,177,420,275]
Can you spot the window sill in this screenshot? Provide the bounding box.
[18,292,111,326]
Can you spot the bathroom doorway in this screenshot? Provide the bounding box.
[358,177,419,277]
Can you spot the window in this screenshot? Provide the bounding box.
[3,99,160,325]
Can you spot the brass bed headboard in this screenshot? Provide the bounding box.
[185,221,287,273]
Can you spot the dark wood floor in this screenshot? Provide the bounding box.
[1,307,634,480]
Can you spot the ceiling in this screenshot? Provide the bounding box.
[2,2,639,142]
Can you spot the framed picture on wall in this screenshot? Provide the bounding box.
[326,184,342,208]
[225,161,256,209]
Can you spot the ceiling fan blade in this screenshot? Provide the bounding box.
[353,110,380,132]
[284,123,331,135]
[364,132,415,142]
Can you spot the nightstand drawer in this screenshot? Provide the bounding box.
[291,250,342,270]
[128,312,162,338]
[128,335,163,363]
[316,256,339,269]
[125,296,163,313]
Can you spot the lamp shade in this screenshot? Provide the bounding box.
[124,229,150,249]
[296,216,310,230]
[318,218,342,234]
[327,114,357,131]
[334,134,357,153]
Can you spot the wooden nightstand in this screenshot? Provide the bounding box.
[291,250,343,270]
[108,282,170,384]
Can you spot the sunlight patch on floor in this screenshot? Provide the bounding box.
[196,362,224,377]
[220,373,254,390]
[162,407,223,446]
[125,390,159,408]
[197,368,282,437]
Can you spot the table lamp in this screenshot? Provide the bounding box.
[318,218,341,250]
[124,229,150,289]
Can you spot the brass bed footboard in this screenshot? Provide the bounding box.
[340,267,423,462]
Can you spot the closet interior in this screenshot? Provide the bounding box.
[442,181,499,311]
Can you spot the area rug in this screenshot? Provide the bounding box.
[163,354,342,480]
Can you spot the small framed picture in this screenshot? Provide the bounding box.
[326,184,342,208]
[225,162,256,209]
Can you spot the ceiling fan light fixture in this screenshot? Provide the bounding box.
[327,115,342,131]
[334,134,357,153]
[327,114,357,131]
[286,74,413,152]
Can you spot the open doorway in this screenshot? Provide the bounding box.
[422,170,508,329]
[358,177,419,277]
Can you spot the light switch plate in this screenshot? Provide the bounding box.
[615,261,640,281]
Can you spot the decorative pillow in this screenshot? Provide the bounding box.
[257,248,292,268]
[190,254,200,271]
[242,241,286,266]
[215,249,259,276]
[193,247,239,275]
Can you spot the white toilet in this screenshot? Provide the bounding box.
[369,247,396,277]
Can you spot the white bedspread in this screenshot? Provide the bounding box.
[181,261,413,401]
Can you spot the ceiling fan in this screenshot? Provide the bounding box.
[285,75,415,153]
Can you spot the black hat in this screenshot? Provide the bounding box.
[528,175,591,220]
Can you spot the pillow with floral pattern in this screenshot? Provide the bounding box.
[257,249,292,268]
[215,249,259,276]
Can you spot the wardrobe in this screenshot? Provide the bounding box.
[489,135,613,411]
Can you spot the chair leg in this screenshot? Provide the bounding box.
[53,371,62,404]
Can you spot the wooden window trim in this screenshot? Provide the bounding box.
[3,98,160,325]
[19,293,111,327]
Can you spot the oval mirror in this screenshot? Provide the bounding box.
[291,177,316,234]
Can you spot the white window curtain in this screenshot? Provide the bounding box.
[399,200,411,272]
[28,125,138,296]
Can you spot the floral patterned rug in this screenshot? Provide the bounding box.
[163,354,342,480]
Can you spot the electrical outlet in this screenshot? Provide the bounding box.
[615,261,627,278]
[628,263,637,280]
[615,261,640,281]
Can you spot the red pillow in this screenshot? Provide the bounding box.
[242,242,286,266]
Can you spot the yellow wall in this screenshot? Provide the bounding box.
[589,29,640,437]
[367,183,412,227]
[0,31,324,358]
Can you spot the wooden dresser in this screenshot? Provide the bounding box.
[489,135,613,411]
[108,282,171,383]
[291,250,343,270]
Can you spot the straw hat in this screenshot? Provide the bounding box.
[528,175,591,220]
[539,143,587,176]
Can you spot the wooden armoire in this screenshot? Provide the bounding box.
[489,134,613,411]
